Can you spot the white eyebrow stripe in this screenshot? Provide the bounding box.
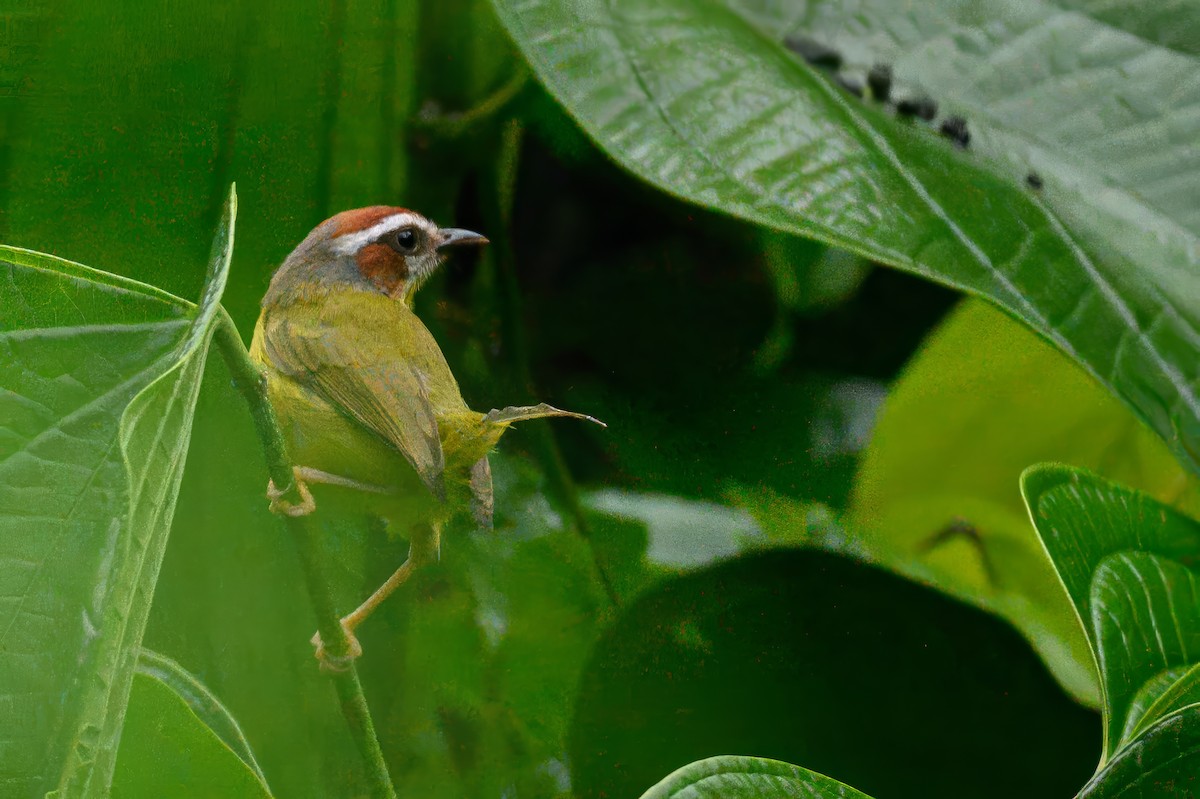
[331,212,430,255]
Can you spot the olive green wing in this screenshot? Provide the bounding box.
[261,308,446,499]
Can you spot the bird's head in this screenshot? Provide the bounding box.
[264,206,487,308]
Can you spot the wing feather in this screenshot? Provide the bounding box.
[262,299,446,498]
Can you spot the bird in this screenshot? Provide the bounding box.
[249,205,603,670]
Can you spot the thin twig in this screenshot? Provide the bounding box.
[413,68,530,138]
[214,309,398,799]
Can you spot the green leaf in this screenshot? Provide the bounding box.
[134,649,270,790]
[1078,706,1200,799]
[1022,465,1200,790]
[639,755,874,799]
[112,671,272,799]
[1022,466,1200,646]
[0,187,235,797]
[1119,666,1196,748]
[849,298,1200,706]
[491,0,1200,475]
[1091,553,1200,755]
[1125,663,1200,748]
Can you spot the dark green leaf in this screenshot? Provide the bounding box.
[1091,553,1200,754]
[1022,465,1200,790]
[0,187,235,796]
[491,0,1200,475]
[1124,663,1200,747]
[575,550,1099,799]
[640,755,874,799]
[1078,706,1200,799]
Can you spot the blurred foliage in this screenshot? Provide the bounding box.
[637,469,1200,798]
[573,549,1098,799]
[1,0,1197,798]
[850,299,1200,707]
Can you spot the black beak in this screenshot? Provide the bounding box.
[437,228,489,249]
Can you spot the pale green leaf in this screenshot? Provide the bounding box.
[111,671,272,799]
[134,649,269,790]
[0,187,236,797]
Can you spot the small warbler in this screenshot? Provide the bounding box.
[250,206,601,668]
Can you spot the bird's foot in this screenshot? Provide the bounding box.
[310,620,363,674]
[267,468,316,517]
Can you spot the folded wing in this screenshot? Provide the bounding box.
[261,300,446,499]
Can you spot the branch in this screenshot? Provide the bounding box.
[214,309,398,799]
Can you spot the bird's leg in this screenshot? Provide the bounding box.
[311,521,442,672]
[267,466,390,517]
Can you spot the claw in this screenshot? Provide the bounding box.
[311,621,363,674]
[267,468,316,517]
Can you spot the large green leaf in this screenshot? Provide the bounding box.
[491,0,1200,475]
[0,188,235,796]
[849,298,1200,706]
[640,755,874,799]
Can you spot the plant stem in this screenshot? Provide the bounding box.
[213,309,398,799]
[486,121,621,607]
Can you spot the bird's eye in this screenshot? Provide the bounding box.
[394,227,419,253]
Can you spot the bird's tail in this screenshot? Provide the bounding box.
[482,402,606,428]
